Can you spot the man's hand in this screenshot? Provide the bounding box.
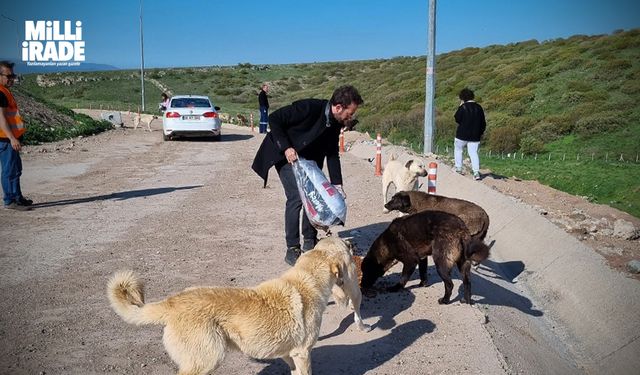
[284,147,298,164]
[10,138,21,152]
[334,184,346,199]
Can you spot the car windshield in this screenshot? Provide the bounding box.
[171,98,211,108]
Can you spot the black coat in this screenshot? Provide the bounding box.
[258,89,269,109]
[251,99,342,187]
[454,101,486,142]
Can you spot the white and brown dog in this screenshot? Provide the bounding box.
[382,154,428,213]
[133,113,157,132]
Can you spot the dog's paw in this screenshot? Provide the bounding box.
[358,322,373,332]
[438,297,451,305]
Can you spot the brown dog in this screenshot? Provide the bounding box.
[360,210,490,304]
[236,113,247,126]
[384,191,490,241]
[107,237,370,375]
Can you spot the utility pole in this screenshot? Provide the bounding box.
[139,0,146,112]
[423,0,436,154]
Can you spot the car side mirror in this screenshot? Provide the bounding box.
[214,106,221,111]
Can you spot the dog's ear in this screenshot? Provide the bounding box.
[331,262,344,286]
[405,160,414,169]
[400,193,411,209]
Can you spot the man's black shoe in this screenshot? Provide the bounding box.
[284,246,302,266]
[18,196,33,206]
[4,201,32,211]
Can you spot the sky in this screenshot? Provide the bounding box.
[1,0,639,70]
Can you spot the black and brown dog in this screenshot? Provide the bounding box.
[384,191,490,241]
[361,210,490,304]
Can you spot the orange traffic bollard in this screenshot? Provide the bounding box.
[427,162,437,194]
[339,128,345,153]
[250,113,255,132]
[374,133,382,176]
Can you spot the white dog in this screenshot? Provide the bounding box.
[382,154,428,213]
[133,113,157,131]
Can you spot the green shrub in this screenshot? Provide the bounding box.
[435,114,457,141]
[620,80,640,95]
[487,126,521,152]
[574,112,626,137]
[519,135,545,154]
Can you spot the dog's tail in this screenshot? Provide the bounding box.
[107,270,167,326]
[464,238,490,264]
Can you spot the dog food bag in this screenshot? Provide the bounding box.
[292,158,347,230]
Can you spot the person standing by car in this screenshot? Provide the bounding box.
[258,84,269,133]
[0,61,32,211]
[159,92,170,113]
[454,88,486,180]
[252,85,363,265]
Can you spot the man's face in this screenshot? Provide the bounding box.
[333,103,359,125]
[0,67,15,87]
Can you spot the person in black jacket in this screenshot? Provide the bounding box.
[252,85,363,265]
[258,84,269,133]
[454,88,486,180]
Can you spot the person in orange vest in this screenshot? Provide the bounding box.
[0,61,32,211]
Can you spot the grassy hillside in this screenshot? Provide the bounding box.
[17,29,640,217]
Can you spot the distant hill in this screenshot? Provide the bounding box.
[17,28,640,155]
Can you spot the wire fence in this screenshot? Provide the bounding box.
[425,144,640,165]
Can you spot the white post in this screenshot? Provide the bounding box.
[423,0,437,155]
[139,0,146,112]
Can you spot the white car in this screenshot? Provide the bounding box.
[162,95,222,141]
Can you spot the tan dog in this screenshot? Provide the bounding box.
[382,154,428,212]
[107,237,370,375]
[133,113,157,131]
[384,190,490,241]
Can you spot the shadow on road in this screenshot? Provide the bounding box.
[169,134,253,142]
[256,319,435,375]
[32,185,203,208]
[469,259,543,316]
[337,221,390,255]
[321,283,417,342]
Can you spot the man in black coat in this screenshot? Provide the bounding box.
[252,85,363,265]
[258,84,269,133]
